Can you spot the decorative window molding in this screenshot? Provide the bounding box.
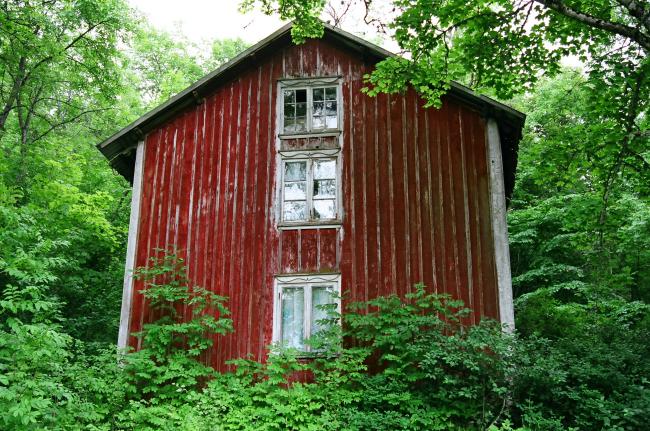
[278,149,341,227]
[278,77,342,137]
[272,273,341,352]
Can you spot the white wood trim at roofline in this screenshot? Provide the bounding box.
[117,140,145,350]
[486,119,515,332]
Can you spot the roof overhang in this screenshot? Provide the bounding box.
[97,21,524,199]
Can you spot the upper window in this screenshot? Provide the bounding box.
[273,274,340,352]
[281,154,339,224]
[282,84,339,134]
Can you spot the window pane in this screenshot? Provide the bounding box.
[282,287,304,349]
[284,161,306,181]
[326,116,337,129]
[284,103,295,118]
[314,179,335,198]
[313,88,324,101]
[295,102,307,117]
[312,286,335,335]
[325,101,337,116]
[284,90,295,103]
[283,201,307,221]
[296,89,307,103]
[313,101,324,117]
[295,116,307,131]
[284,116,295,130]
[325,87,337,100]
[313,199,336,219]
[284,182,306,200]
[312,116,324,129]
[314,159,335,179]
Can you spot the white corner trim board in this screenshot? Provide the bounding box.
[117,141,145,350]
[486,119,515,332]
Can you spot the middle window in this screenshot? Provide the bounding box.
[281,155,339,224]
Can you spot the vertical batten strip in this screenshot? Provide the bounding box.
[486,119,515,331]
[118,140,145,350]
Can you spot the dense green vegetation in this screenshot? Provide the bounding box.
[1,0,648,429]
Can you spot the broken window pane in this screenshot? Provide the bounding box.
[282,287,304,349]
[285,161,306,181]
[296,89,307,103]
[283,201,307,221]
[314,179,335,197]
[314,159,335,179]
[313,199,336,219]
[284,182,306,200]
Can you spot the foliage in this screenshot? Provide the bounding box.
[240,0,327,43]
[119,282,516,431]
[124,253,232,403]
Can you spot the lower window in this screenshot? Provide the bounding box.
[273,274,340,352]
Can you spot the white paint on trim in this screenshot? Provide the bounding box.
[117,140,145,350]
[486,119,515,332]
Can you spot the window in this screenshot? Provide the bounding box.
[273,274,340,352]
[282,83,340,134]
[281,153,339,224]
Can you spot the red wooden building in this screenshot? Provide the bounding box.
[98,23,524,369]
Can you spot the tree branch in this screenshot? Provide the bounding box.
[31,107,111,143]
[535,0,650,51]
[23,19,111,83]
[615,0,650,33]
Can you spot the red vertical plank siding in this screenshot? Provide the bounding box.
[300,229,319,272]
[130,39,504,370]
[319,229,338,271]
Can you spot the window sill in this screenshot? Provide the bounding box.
[278,130,341,140]
[278,221,342,230]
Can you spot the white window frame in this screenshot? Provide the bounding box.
[272,273,341,353]
[278,77,342,137]
[278,148,342,228]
